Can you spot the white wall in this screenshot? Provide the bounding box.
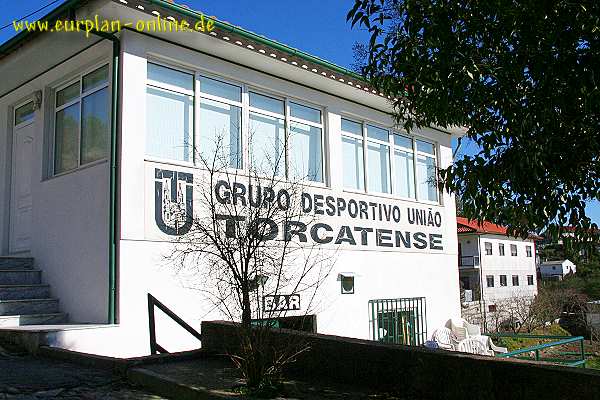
[0,41,111,323]
[108,30,461,357]
[476,234,537,302]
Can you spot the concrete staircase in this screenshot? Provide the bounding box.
[0,257,66,326]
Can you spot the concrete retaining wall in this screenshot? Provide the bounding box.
[201,320,600,400]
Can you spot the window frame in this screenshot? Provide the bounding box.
[50,60,112,177]
[499,275,507,287]
[197,72,244,169]
[527,275,534,286]
[484,242,493,255]
[510,244,518,257]
[499,243,505,256]
[486,275,494,288]
[526,245,532,257]
[340,117,440,204]
[512,275,519,286]
[144,60,328,187]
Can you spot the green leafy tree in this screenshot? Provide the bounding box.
[348,0,600,242]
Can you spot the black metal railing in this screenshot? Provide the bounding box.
[147,293,202,355]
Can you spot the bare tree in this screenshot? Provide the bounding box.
[166,131,335,393]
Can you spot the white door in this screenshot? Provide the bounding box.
[9,100,35,254]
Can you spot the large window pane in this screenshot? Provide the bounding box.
[54,103,80,174]
[81,88,109,164]
[367,142,390,193]
[199,76,241,102]
[342,135,364,190]
[249,92,284,115]
[416,155,438,202]
[367,125,389,142]
[289,121,322,182]
[393,149,415,198]
[290,102,321,123]
[83,65,109,93]
[199,98,242,169]
[249,112,285,176]
[56,82,79,107]
[148,63,193,92]
[146,86,193,162]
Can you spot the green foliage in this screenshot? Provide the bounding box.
[545,264,600,299]
[348,0,600,239]
[497,324,572,352]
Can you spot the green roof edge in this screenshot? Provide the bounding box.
[0,0,367,84]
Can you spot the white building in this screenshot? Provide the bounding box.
[457,218,538,314]
[539,259,576,281]
[0,0,464,357]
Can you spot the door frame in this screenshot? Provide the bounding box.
[8,96,37,254]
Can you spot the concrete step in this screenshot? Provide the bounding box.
[0,313,67,327]
[0,257,34,270]
[0,299,59,316]
[0,270,41,285]
[0,285,50,300]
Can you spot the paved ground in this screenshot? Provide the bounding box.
[0,348,165,399]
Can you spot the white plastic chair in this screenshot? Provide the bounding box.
[446,318,481,341]
[457,338,491,356]
[487,337,508,355]
[431,327,459,350]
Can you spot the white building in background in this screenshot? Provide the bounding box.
[539,259,577,281]
[0,0,464,357]
[457,217,539,315]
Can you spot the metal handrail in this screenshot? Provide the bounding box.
[147,293,202,355]
[488,332,586,367]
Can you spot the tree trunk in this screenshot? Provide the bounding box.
[241,287,252,328]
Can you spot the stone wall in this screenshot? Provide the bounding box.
[201,320,600,400]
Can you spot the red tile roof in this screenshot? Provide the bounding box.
[456,217,542,240]
[456,217,508,235]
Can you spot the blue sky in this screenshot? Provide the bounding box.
[1,1,598,224]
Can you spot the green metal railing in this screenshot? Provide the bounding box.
[488,333,587,368]
[369,297,427,346]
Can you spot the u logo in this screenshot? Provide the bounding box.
[154,168,193,236]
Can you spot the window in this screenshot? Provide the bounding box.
[486,275,494,288]
[527,275,534,285]
[500,275,507,286]
[393,133,415,199]
[511,244,518,256]
[146,63,193,162]
[341,119,438,202]
[53,64,109,174]
[15,101,35,126]
[199,76,242,169]
[249,92,285,176]
[288,102,323,182]
[485,242,492,255]
[366,125,391,193]
[144,65,324,183]
[415,140,438,202]
[488,304,497,313]
[512,275,519,286]
[526,245,532,257]
[341,119,364,190]
[499,243,505,256]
